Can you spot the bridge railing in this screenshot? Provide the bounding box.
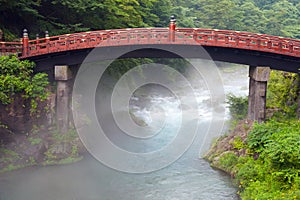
[0,28,299,58]
[0,41,22,56]
[177,28,300,56]
[25,28,173,57]
[23,28,216,53]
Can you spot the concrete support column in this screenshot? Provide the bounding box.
[55,65,72,133]
[248,66,270,123]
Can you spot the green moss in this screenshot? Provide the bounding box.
[0,164,23,173]
[0,148,20,163]
[42,128,82,166]
[0,127,84,174]
[42,156,83,166]
[28,137,42,145]
[218,151,239,173]
[231,136,246,150]
[57,156,83,165]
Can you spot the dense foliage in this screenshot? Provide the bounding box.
[267,71,299,119]
[210,119,300,199]
[0,55,49,113]
[219,71,300,199]
[0,0,299,40]
[237,120,300,199]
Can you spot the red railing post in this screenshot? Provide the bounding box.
[22,29,29,56]
[169,15,176,42]
[36,34,39,42]
[235,33,240,46]
[246,38,251,46]
[86,32,90,47]
[1,42,5,55]
[225,35,229,44]
[257,37,261,48]
[35,34,40,52]
[45,31,50,53]
[278,41,282,51]
[267,40,272,49]
[214,32,218,44]
[288,41,294,53]
[193,30,197,41]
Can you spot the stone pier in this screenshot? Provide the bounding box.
[248,66,270,123]
[55,65,72,133]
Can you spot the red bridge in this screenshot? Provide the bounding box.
[0,19,299,127]
[0,24,299,70]
[1,27,299,59]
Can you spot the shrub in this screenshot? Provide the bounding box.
[231,136,246,150]
[267,71,299,119]
[238,120,300,198]
[226,93,248,120]
[264,133,300,169]
[0,55,49,113]
[218,151,239,172]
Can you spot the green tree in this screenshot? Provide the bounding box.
[239,1,267,33]
[194,0,242,30]
[267,71,299,118]
[226,94,248,120]
[263,0,300,37]
[171,6,197,28]
[0,55,49,113]
[150,0,172,27]
[1,0,300,40]
[252,0,279,8]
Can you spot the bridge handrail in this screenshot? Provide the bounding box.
[0,41,23,55]
[0,28,299,58]
[176,28,300,55]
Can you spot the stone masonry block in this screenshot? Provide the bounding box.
[249,66,270,82]
[55,65,72,81]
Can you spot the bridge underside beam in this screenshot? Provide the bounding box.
[30,45,300,74]
[248,66,270,123]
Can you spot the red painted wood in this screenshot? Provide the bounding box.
[0,28,299,58]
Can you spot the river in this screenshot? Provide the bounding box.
[0,61,248,200]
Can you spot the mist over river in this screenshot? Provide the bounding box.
[0,61,248,200]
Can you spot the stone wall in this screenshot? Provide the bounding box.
[0,93,56,134]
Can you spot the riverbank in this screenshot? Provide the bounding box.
[204,119,300,199]
[0,126,85,173]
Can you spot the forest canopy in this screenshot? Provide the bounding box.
[0,0,299,40]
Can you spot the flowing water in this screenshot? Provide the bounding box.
[0,62,248,200]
